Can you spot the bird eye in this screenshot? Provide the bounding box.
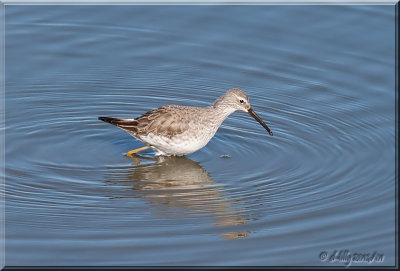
[239,99,244,104]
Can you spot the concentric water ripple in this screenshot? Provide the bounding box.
[5,4,395,266]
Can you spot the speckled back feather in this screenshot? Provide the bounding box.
[99,105,193,139]
[134,105,191,138]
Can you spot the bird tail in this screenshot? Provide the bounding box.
[98,116,138,130]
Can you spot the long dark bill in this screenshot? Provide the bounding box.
[248,108,273,136]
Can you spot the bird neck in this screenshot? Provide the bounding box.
[212,96,237,116]
[205,103,236,128]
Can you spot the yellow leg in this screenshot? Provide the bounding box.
[126,145,151,158]
[130,156,141,166]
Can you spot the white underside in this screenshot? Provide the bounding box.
[130,131,213,156]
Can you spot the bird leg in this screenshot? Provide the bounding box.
[130,155,141,166]
[125,145,151,158]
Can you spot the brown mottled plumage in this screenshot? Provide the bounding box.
[100,105,201,139]
[99,88,273,156]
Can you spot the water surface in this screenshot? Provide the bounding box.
[4,4,396,266]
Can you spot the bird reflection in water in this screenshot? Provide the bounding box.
[105,155,249,240]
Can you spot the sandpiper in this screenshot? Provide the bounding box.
[99,88,273,157]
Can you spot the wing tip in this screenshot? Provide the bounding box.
[98,116,114,124]
[98,116,138,129]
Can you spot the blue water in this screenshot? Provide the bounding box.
[3,4,396,266]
